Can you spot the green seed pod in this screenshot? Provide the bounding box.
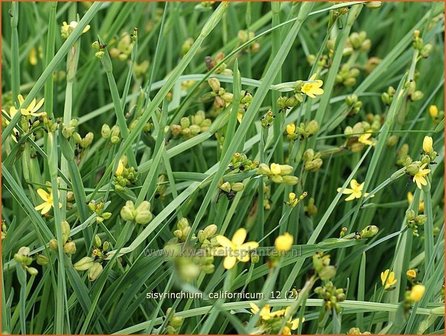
[49,239,58,251]
[360,225,379,238]
[120,201,136,221]
[88,262,103,281]
[26,267,39,276]
[319,265,337,281]
[101,124,111,138]
[62,220,71,244]
[282,175,299,185]
[231,182,244,192]
[64,241,77,255]
[94,235,102,248]
[135,201,153,225]
[36,254,49,266]
[74,256,94,271]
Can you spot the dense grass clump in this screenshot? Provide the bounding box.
[1,1,444,334]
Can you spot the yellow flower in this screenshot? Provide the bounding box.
[10,94,45,117]
[409,284,425,302]
[249,303,274,320]
[61,21,91,39]
[286,123,296,135]
[406,268,417,280]
[34,188,62,215]
[381,269,397,290]
[215,228,258,269]
[258,163,296,184]
[337,179,370,201]
[358,132,375,146]
[301,76,324,98]
[413,164,430,189]
[275,232,293,252]
[422,136,433,154]
[429,105,438,119]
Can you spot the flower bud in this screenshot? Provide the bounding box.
[62,220,71,244]
[282,175,299,185]
[49,239,58,251]
[101,124,111,138]
[135,201,153,224]
[409,284,425,302]
[231,182,244,192]
[74,256,94,271]
[360,225,379,238]
[36,254,49,266]
[275,233,293,252]
[120,201,136,221]
[422,136,433,154]
[26,267,39,276]
[319,265,337,281]
[88,262,103,281]
[64,241,76,255]
[208,78,220,92]
[94,234,102,248]
[429,105,439,118]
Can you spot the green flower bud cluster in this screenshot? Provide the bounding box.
[61,119,78,138]
[314,281,346,313]
[163,243,215,281]
[120,200,153,225]
[205,78,234,109]
[197,224,218,246]
[219,181,244,200]
[114,157,137,191]
[277,94,301,112]
[260,110,275,128]
[263,183,272,210]
[165,308,184,334]
[347,327,371,335]
[412,30,433,58]
[313,252,336,281]
[229,152,259,172]
[345,31,371,55]
[285,120,319,141]
[304,198,318,217]
[258,163,298,185]
[406,209,426,237]
[344,116,381,152]
[303,149,323,172]
[101,124,122,144]
[73,131,94,149]
[204,52,232,75]
[88,200,112,223]
[173,218,194,242]
[133,60,150,80]
[336,64,360,87]
[237,30,260,53]
[236,90,253,121]
[14,246,39,276]
[73,235,110,281]
[396,144,412,166]
[381,86,396,105]
[109,32,134,61]
[170,111,212,139]
[48,221,77,255]
[405,80,423,102]
[91,40,105,59]
[345,94,363,116]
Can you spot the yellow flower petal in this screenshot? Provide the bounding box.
[231,228,247,246]
[223,256,237,269]
[216,235,233,249]
[37,188,50,201]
